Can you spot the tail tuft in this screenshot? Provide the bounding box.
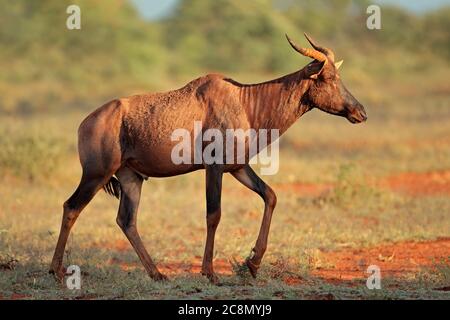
[103,176,121,199]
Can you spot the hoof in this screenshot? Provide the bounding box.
[151,272,168,282]
[202,271,220,285]
[49,268,65,283]
[245,258,259,279]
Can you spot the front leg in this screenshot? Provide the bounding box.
[201,165,223,284]
[231,165,277,278]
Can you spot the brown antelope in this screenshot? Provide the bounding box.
[50,33,367,284]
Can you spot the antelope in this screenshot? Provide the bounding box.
[50,33,367,284]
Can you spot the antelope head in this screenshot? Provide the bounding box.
[286,33,367,124]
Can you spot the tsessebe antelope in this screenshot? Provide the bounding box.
[50,33,367,284]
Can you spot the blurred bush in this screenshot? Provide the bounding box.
[0,124,69,180]
[0,0,449,113]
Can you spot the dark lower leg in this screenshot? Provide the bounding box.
[122,225,166,280]
[116,168,166,281]
[50,178,103,279]
[201,165,223,283]
[201,210,221,282]
[247,206,272,271]
[231,166,276,278]
[49,204,80,278]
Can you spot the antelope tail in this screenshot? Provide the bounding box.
[103,176,121,199]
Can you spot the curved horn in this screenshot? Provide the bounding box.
[285,34,327,63]
[304,33,335,62]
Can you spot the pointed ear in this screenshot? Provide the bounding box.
[334,60,343,70]
[305,61,325,79]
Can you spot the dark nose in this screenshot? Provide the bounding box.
[360,109,367,122]
[354,104,367,122]
[348,105,367,123]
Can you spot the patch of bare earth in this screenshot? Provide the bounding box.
[0,293,30,300]
[92,240,235,276]
[268,170,450,197]
[311,238,450,283]
[379,170,450,196]
[107,256,233,276]
[99,238,449,288]
[161,257,234,276]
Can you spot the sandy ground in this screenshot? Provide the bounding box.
[1,170,449,299]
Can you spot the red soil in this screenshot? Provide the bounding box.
[311,237,450,282]
[268,170,450,197]
[105,238,450,286]
[3,239,446,299]
[108,256,234,276]
[379,170,450,196]
[0,293,30,300]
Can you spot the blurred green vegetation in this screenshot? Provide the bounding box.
[0,0,449,113]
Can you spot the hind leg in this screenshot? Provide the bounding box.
[49,174,107,280]
[115,167,167,281]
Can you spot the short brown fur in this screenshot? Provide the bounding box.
[50,34,366,283]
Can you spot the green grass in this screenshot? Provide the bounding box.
[0,71,449,299]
